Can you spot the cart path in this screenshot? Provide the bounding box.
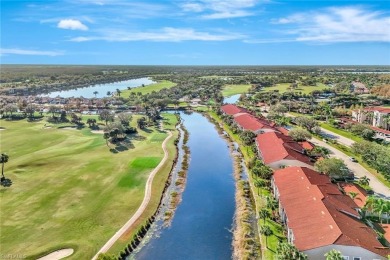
[92,131,173,259]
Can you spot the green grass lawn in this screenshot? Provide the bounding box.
[262,83,330,94]
[121,80,176,96]
[0,113,178,259]
[222,84,252,97]
[319,123,364,143]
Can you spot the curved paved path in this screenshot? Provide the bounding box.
[92,131,173,260]
[311,137,390,199]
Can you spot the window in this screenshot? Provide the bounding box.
[353,258,361,260]
[342,257,349,260]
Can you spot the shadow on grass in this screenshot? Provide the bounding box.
[140,127,153,133]
[1,177,13,187]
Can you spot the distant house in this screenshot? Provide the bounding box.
[272,166,390,260]
[233,113,276,134]
[255,132,313,169]
[351,81,370,94]
[352,106,390,131]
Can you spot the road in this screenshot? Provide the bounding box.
[92,131,173,260]
[317,127,355,147]
[311,137,390,199]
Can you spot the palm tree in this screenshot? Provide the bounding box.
[358,176,370,187]
[348,192,359,200]
[93,91,99,97]
[1,153,9,180]
[373,198,386,224]
[260,225,273,248]
[254,179,267,195]
[324,249,343,260]
[259,208,270,224]
[116,89,122,97]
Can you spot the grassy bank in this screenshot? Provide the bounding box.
[0,113,178,259]
[121,80,176,96]
[222,84,251,97]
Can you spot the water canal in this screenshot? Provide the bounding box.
[132,112,235,260]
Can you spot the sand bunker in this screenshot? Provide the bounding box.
[37,248,74,260]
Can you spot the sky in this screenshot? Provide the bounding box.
[1,0,390,65]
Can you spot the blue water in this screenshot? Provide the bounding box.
[43,77,155,98]
[224,94,240,104]
[134,112,235,260]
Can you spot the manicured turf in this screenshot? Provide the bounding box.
[0,113,178,259]
[222,84,252,97]
[262,83,330,94]
[319,123,364,142]
[121,80,176,96]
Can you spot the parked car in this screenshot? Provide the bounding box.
[349,157,358,162]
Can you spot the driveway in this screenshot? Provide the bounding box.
[311,137,390,199]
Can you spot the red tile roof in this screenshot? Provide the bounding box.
[340,183,368,208]
[299,141,315,151]
[273,167,390,257]
[276,127,289,136]
[256,132,313,165]
[364,106,390,114]
[221,104,246,115]
[234,113,273,132]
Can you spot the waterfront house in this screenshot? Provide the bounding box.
[272,166,390,260]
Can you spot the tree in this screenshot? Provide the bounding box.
[314,158,350,180]
[93,91,99,97]
[276,242,307,260]
[25,103,36,119]
[97,253,117,260]
[116,88,122,97]
[288,128,312,141]
[358,176,370,187]
[258,208,270,224]
[239,130,256,146]
[260,225,273,248]
[99,110,114,125]
[348,192,359,200]
[294,116,318,132]
[361,128,375,140]
[254,179,267,195]
[1,153,9,180]
[87,118,97,128]
[117,112,132,126]
[103,132,110,147]
[324,249,343,260]
[137,117,147,129]
[4,104,18,118]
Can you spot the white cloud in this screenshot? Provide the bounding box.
[274,6,390,43]
[70,27,245,42]
[57,19,88,30]
[0,48,64,56]
[180,0,259,19]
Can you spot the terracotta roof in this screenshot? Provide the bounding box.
[380,224,390,244]
[256,132,313,165]
[340,183,368,208]
[221,104,246,115]
[273,167,390,257]
[364,106,390,114]
[234,113,273,132]
[370,126,390,135]
[299,141,315,151]
[276,127,289,136]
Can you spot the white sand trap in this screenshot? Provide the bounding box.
[0,128,5,131]
[61,127,77,130]
[91,130,104,134]
[37,248,74,260]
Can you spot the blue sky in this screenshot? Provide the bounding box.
[1,0,389,65]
